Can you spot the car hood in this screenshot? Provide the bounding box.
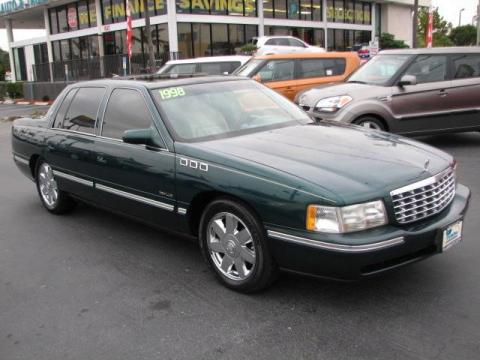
[197,124,453,204]
[296,82,388,106]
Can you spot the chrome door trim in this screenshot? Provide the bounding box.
[267,230,405,253]
[95,183,174,212]
[52,170,94,187]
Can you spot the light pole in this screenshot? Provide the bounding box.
[412,0,419,48]
[459,8,465,27]
[477,0,480,45]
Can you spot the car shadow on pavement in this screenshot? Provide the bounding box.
[415,131,480,148]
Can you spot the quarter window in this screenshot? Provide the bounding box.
[101,89,152,139]
[257,60,295,81]
[288,38,306,47]
[453,54,480,79]
[298,58,346,78]
[403,55,447,84]
[166,64,197,74]
[62,87,105,133]
[52,88,77,128]
[198,62,241,74]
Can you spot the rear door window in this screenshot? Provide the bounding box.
[297,58,346,78]
[52,88,77,128]
[403,55,448,84]
[167,64,197,74]
[452,54,480,79]
[101,88,152,140]
[257,59,295,81]
[198,61,241,75]
[288,38,306,47]
[61,87,105,134]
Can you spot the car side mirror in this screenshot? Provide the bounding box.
[398,75,417,87]
[122,128,155,146]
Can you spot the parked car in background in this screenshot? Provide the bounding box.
[295,47,480,135]
[234,52,360,100]
[157,56,250,76]
[252,36,325,56]
[11,77,470,292]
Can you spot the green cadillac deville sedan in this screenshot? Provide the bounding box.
[11,76,470,292]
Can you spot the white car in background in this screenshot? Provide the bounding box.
[253,36,325,56]
[157,56,251,76]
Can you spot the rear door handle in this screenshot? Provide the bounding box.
[438,89,448,97]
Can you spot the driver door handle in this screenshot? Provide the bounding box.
[438,89,448,97]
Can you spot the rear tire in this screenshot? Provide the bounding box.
[36,161,76,214]
[199,198,278,293]
[354,116,386,131]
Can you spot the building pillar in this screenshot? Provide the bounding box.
[43,8,54,82]
[94,0,105,77]
[167,0,178,58]
[257,0,264,37]
[323,0,328,49]
[5,19,16,82]
[371,2,376,42]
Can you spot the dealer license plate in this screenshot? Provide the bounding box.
[442,220,463,251]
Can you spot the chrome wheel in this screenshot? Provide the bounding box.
[361,121,382,130]
[207,212,256,281]
[38,163,58,208]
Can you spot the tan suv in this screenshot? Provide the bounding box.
[295,47,480,135]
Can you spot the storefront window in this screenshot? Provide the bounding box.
[71,38,81,59]
[327,29,371,50]
[155,24,169,58]
[49,9,58,35]
[57,7,68,33]
[60,39,71,61]
[275,0,287,19]
[89,0,97,26]
[265,26,324,48]
[33,43,49,64]
[326,0,371,24]
[53,41,62,62]
[78,1,89,29]
[177,23,257,59]
[263,0,273,18]
[193,23,211,58]
[211,24,230,56]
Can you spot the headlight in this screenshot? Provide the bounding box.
[306,200,387,233]
[315,95,352,113]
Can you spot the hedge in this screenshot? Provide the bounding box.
[0,81,24,99]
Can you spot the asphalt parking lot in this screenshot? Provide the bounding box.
[1,107,480,360]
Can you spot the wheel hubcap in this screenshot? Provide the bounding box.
[361,121,381,130]
[38,163,58,208]
[207,212,256,281]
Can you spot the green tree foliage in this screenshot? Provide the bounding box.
[380,33,409,49]
[449,25,477,46]
[0,47,10,81]
[417,8,452,47]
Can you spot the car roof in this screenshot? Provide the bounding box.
[165,56,251,65]
[69,75,247,90]
[254,52,358,60]
[379,47,480,55]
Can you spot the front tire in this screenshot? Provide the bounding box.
[199,198,278,293]
[36,161,76,214]
[354,116,386,131]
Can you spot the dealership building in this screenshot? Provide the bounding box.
[1,0,430,82]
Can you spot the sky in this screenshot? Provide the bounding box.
[0,0,478,51]
[433,0,478,27]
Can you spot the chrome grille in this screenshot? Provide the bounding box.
[391,167,456,224]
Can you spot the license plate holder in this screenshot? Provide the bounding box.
[442,220,463,252]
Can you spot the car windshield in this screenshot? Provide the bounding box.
[348,54,412,85]
[233,59,263,77]
[150,80,311,142]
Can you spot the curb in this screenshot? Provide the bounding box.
[0,100,51,106]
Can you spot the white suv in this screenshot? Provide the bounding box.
[253,36,325,56]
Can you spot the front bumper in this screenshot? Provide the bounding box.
[298,102,357,124]
[266,184,471,280]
